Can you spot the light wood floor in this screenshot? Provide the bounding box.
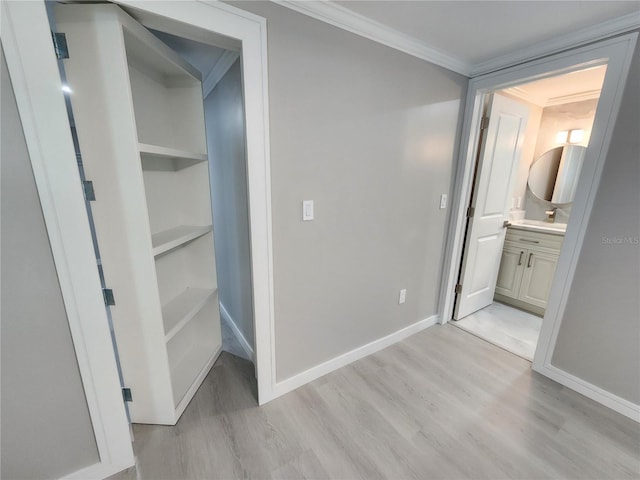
[111,325,640,480]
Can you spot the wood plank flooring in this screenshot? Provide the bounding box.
[111,324,640,480]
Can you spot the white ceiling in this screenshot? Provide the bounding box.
[334,1,640,66]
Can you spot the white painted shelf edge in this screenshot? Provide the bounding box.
[152,225,212,257]
[170,342,217,407]
[163,287,216,342]
[139,142,207,163]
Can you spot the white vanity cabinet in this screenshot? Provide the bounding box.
[495,227,563,315]
[55,4,221,425]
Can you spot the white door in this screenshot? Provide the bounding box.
[454,93,529,320]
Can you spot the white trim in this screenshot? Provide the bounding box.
[544,89,602,107]
[61,462,133,480]
[203,50,240,97]
[271,315,439,399]
[471,11,640,76]
[272,2,640,79]
[9,0,275,475]
[273,0,471,75]
[439,34,638,418]
[503,86,602,107]
[534,364,640,422]
[1,0,134,474]
[219,302,255,362]
[110,0,277,406]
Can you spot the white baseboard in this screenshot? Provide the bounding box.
[533,363,640,423]
[272,315,439,398]
[62,460,133,480]
[219,302,255,362]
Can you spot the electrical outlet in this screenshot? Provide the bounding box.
[398,289,406,304]
[439,194,447,209]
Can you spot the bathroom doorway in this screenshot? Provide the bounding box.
[452,65,607,360]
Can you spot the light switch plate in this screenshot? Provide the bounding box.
[440,194,447,209]
[303,200,314,221]
[398,289,406,304]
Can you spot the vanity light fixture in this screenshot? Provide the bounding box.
[556,129,585,145]
[569,129,585,144]
[556,130,569,144]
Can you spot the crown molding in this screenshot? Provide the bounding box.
[271,2,640,80]
[272,0,471,76]
[545,89,602,107]
[471,11,640,76]
[503,86,602,108]
[203,50,241,97]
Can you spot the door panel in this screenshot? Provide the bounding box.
[454,94,530,320]
[519,251,559,308]
[468,233,501,295]
[495,244,525,298]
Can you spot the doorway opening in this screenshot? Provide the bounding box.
[148,29,256,369]
[46,0,272,429]
[452,66,607,360]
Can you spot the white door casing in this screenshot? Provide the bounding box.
[454,93,529,320]
[1,1,135,477]
[440,33,638,420]
[3,0,275,476]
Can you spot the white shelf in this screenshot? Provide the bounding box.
[139,143,207,170]
[170,343,215,406]
[162,287,216,341]
[152,225,212,257]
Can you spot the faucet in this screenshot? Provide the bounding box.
[545,207,557,223]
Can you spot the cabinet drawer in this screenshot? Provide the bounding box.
[506,228,563,251]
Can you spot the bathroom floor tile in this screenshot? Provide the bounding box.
[453,302,542,360]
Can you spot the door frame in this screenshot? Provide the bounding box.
[438,33,638,420]
[2,0,276,477]
[1,2,135,478]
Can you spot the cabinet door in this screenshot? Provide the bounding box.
[495,244,526,299]
[519,250,558,308]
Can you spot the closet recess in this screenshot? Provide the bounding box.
[55,3,221,425]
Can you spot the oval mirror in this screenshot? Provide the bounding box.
[528,145,586,205]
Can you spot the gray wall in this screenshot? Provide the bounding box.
[1,49,100,478]
[205,59,255,349]
[551,39,640,404]
[232,2,467,381]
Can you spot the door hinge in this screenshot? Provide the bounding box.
[455,284,463,294]
[122,388,132,402]
[467,206,475,218]
[480,116,490,130]
[83,180,96,201]
[52,32,69,60]
[103,288,116,306]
